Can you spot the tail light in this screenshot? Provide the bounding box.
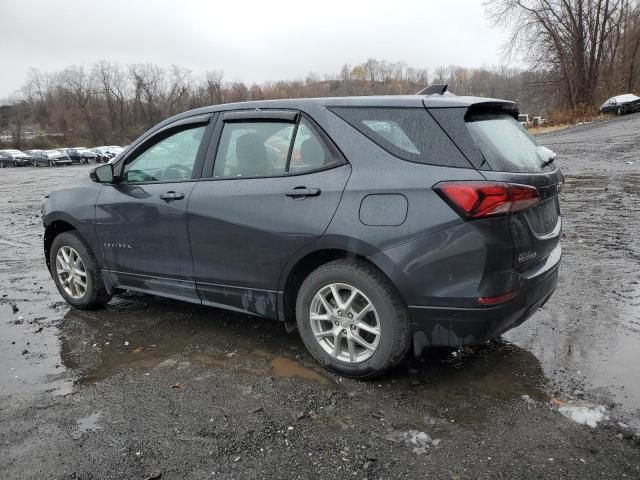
[434,181,540,219]
[477,291,517,305]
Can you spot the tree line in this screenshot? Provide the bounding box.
[1,0,638,148]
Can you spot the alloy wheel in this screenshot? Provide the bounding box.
[309,283,381,363]
[55,246,88,299]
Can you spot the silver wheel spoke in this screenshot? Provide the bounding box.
[343,289,358,310]
[357,321,380,336]
[354,302,373,321]
[347,335,357,362]
[317,294,333,314]
[314,327,335,339]
[329,284,344,309]
[351,332,376,352]
[332,329,344,357]
[310,313,330,322]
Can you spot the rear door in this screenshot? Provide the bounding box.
[188,110,351,318]
[95,114,213,301]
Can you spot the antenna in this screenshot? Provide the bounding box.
[416,84,448,96]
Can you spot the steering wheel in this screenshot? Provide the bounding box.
[162,163,192,181]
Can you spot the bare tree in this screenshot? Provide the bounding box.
[486,0,636,107]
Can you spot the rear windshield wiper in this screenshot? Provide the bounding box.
[537,146,557,167]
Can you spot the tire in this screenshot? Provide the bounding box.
[0,160,4,168]
[296,259,410,379]
[50,231,111,309]
[48,160,53,167]
[617,106,624,116]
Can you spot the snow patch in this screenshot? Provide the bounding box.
[558,402,608,428]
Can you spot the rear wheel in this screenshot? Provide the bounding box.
[48,160,53,167]
[617,106,624,116]
[50,231,111,309]
[296,259,410,379]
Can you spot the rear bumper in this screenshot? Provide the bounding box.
[409,246,560,350]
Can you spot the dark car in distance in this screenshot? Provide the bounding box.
[42,149,72,166]
[600,94,640,115]
[42,90,563,378]
[65,148,98,164]
[0,149,32,167]
[0,151,13,168]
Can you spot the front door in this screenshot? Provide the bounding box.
[95,117,211,301]
[188,111,351,318]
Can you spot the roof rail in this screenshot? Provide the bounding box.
[416,84,448,96]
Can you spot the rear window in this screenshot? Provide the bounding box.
[466,112,548,173]
[330,107,471,168]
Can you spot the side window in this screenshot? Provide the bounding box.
[288,118,337,174]
[213,116,344,178]
[330,107,470,168]
[123,125,206,183]
[213,121,294,178]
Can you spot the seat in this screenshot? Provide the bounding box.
[235,133,269,177]
[298,138,326,171]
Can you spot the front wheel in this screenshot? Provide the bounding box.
[50,231,111,309]
[296,259,410,379]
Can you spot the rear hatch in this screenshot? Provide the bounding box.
[429,104,563,272]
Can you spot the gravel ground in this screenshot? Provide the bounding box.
[0,114,639,479]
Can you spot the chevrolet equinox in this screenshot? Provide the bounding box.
[43,89,562,378]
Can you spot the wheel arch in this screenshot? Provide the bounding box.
[278,239,402,330]
[44,219,82,272]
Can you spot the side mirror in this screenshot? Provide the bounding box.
[90,163,114,183]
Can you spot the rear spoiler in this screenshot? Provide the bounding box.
[466,101,519,119]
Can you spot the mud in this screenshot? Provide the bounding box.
[0,115,639,479]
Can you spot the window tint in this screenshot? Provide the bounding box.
[466,112,547,173]
[330,107,470,168]
[214,122,293,178]
[123,126,205,183]
[288,118,337,174]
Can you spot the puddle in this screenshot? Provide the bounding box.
[55,296,329,386]
[270,356,329,384]
[71,411,103,439]
[381,341,550,425]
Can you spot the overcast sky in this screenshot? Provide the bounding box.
[0,0,511,98]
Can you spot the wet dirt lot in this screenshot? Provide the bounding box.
[1,115,640,479]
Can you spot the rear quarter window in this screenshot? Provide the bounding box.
[465,112,547,173]
[329,107,471,168]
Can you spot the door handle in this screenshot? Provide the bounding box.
[159,191,185,201]
[286,186,321,199]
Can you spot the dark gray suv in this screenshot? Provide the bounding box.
[42,92,562,378]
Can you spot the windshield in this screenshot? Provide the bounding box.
[466,112,553,173]
[614,94,640,103]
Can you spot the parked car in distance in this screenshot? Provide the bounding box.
[89,147,110,163]
[92,146,121,162]
[65,148,98,164]
[24,149,49,167]
[600,94,640,115]
[44,149,72,166]
[0,149,32,167]
[0,151,13,168]
[518,113,531,128]
[43,91,563,378]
